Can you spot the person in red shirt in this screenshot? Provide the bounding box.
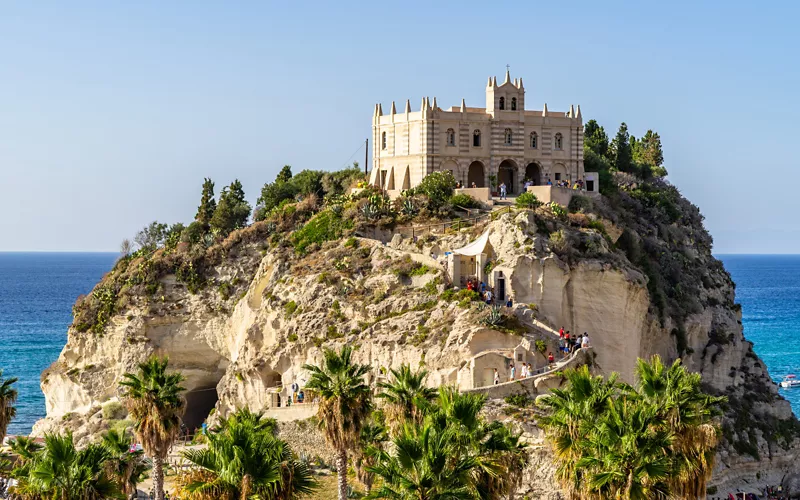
[548,352,555,365]
[559,327,565,338]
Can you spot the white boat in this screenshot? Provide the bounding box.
[780,374,800,388]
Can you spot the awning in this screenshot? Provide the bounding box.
[453,229,490,257]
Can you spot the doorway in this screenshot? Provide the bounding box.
[498,160,516,194]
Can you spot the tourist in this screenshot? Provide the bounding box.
[493,368,500,385]
[559,338,567,358]
[499,182,507,200]
[471,181,477,188]
[485,289,493,304]
[456,181,462,188]
[546,177,552,186]
[559,326,564,338]
[581,333,590,348]
[574,335,583,353]
[547,352,555,365]
[509,363,515,381]
[527,362,533,376]
[480,281,486,294]
[467,280,474,291]
[297,390,305,403]
[506,296,513,307]
[521,363,528,378]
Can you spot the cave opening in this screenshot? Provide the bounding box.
[183,386,219,431]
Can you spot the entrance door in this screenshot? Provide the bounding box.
[586,180,595,192]
[498,277,506,302]
[498,160,516,194]
[467,161,485,188]
[525,163,542,186]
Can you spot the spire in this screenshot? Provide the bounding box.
[404,99,411,114]
[390,101,396,115]
[503,67,511,85]
[460,98,466,113]
[576,105,582,120]
[542,103,548,117]
[569,104,575,118]
[432,97,438,109]
[374,103,378,117]
[420,97,426,111]
[518,77,524,89]
[487,76,492,87]
[492,76,497,87]
[514,78,518,87]
[377,103,383,116]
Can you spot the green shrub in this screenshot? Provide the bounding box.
[411,171,457,210]
[516,192,542,209]
[392,256,430,279]
[549,202,567,217]
[218,281,233,300]
[284,300,298,317]
[291,209,354,254]
[102,401,127,420]
[568,195,593,213]
[449,193,481,209]
[344,237,358,248]
[504,394,532,407]
[288,333,298,342]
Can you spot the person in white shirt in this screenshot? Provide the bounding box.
[493,369,500,385]
[521,364,528,378]
[581,334,590,348]
[509,363,516,381]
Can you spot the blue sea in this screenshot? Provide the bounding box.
[0,253,117,435]
[0,253,797,434]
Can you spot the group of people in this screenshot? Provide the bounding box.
[454,181,479,189]
[465,279,507,305]
[558,327,591,357]
[493,362,538,384]
[545,177,586,190]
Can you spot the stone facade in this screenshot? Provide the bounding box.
[370,70,585,194]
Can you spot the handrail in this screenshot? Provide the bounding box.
[393,205,513,239]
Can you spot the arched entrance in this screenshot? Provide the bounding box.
[525,163,542,186]
[467,161,485,188]
[498,160,517,194]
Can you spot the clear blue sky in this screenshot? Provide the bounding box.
[2,1,799,253]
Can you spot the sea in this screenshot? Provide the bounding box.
[0,252,797,435]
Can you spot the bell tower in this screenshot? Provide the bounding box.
[486,66,525,115]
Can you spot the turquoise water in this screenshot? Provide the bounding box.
[0,252,117,434]
[0,253,795,434]
[719,255,800,417]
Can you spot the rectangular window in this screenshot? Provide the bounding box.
[555,173,561,181]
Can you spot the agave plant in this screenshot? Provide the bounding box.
[361,203,379,221]
[481,305,504,327]
[400,198,418,216]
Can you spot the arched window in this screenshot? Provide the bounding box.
[473,130,481,147]
[554,133,563,150]
[446,128,456,146]
[381,131,387,150]
[511,97,517,110]
[499,97,505,110]
[504,128,513,145]
[530,132,538,149]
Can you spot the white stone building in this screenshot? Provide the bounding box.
[370,70,589,196]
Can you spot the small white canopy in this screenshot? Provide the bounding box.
[453,229,490,257]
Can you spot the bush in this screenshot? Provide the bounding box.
[449,193,481,209]
[516,192,542,209]
[392,256,430,279]
[284,300,298,317]
[504,394,532,408]
[568,195,593,213]
[102,401,127,420]
[291,209,354,254]
[412,171,456,210]
[549,202,567,217]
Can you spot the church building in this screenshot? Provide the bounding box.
[369,69,586,196]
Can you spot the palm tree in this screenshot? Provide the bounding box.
[119,356,185,500]
[11,432,122,499]
[303,346,372,500]
[178,408,316,499]
[635,355,725,500]
[101,428,150,499]
[0,370,18,445]
[376,364,437,435]
[366,420,481,500]
[8,435,42,464]
[576,397,672,499]
[353,420,387,495]
[536,365,623,499]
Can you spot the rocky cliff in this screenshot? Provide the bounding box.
[35,180,799,496]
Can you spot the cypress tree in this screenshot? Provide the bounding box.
[612,123,633,173]
[195,178,217,226]
[210,179,251,236]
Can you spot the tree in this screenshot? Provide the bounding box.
[584,120,609,158]
[119,356,186,500]
[210,180,251,236]
[178,408,316,499]
[635,356,724,500]
[0,370,18,445]
[120,239,132,256]
[413,171,457,211]
[276,165,293,184]
[303,346,372,500]
[611,123,633,174]
[11,432,122,500]
[195,178,217,227]
[515,192,542,210]
[353,420,386,495]
[366,421,481,500]
[134,221,169,252]
[377,364,437,436]
[101,428,150,498]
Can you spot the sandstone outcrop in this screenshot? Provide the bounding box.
[35,185,799,497]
